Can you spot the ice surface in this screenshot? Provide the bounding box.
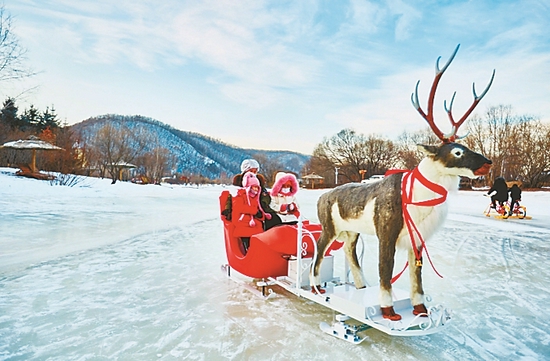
[1,167,549,360]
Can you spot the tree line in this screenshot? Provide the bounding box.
[3,97,549,188]
[305,105,550,189]
[0,105,296,185]
[77,117,175,184]
[0,96,87,173]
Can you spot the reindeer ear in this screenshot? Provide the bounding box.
[417,144,439,156]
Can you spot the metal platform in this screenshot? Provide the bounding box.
[270,274,451,338]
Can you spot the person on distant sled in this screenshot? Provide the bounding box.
[486,176,508,209]
[231,172,271,253]
[269,172,301,228]
[508,183,522,216]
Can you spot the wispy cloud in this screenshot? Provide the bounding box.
[170,1,326,107]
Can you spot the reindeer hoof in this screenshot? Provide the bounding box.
[413,304,428,317]
[311,285,326,294]
[381,306,402,321]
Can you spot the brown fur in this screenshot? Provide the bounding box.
[314,174,404,291]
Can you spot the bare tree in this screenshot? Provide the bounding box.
[250,153,285,186]
[310,129,366,183]
[90,122,149,184]
[463,105,543,185]
[396,128,440,169]
[308,129,399,184]
[137,146,173,184]
[463,105,517,184]
[362,135,400,177]
[0,5,34,83]
[507,119,550,188]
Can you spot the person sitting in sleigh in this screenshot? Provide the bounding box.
[269,172,300,228]
[222,159,279,230]
[231,172,271,253]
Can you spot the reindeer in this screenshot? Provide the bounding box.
[310,45,494,321]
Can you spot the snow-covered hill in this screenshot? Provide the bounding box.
[71,114,310,178]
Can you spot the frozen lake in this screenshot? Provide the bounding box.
[1,168,549,360]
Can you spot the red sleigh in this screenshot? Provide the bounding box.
[219,190,341,279]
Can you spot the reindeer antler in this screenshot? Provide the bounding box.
[411,44,496,143]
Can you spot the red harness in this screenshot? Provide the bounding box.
[385,167,447,283]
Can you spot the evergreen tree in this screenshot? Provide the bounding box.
[0,97,18,128]
[20,104,40,128]
[38,106,60,131]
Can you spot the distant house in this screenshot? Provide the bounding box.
[301,173,324,189]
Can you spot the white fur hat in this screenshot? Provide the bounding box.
[270,172,299,197]
[240,159,260,173]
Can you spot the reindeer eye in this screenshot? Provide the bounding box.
[452,148,464,157]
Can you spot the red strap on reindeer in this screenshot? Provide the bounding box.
[387,167,447,283]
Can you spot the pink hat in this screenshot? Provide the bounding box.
[240,171,272,221]
[242,172,260,189]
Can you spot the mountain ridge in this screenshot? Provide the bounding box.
[70,114,310,179]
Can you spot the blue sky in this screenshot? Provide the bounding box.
[4,0,550,154]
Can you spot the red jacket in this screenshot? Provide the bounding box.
[231,188,264,237]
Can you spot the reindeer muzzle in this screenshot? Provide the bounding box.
[474,162,492,176]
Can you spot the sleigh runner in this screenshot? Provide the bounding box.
[219,190,451,342]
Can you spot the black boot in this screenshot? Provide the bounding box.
[241,237,250,254]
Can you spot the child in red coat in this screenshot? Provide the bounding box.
[232,172,270,253]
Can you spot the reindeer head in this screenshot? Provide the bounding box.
[412,45,493,177]
[418,143,492,178]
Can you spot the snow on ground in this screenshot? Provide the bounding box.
[1,167,549,360]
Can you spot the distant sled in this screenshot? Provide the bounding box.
[219,190,451,343]
[483,201,531,220]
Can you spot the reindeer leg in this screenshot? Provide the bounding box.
[310,231,334,294]
[408,249,428,316]
[341,231,366,289]
[377,231,401,321]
